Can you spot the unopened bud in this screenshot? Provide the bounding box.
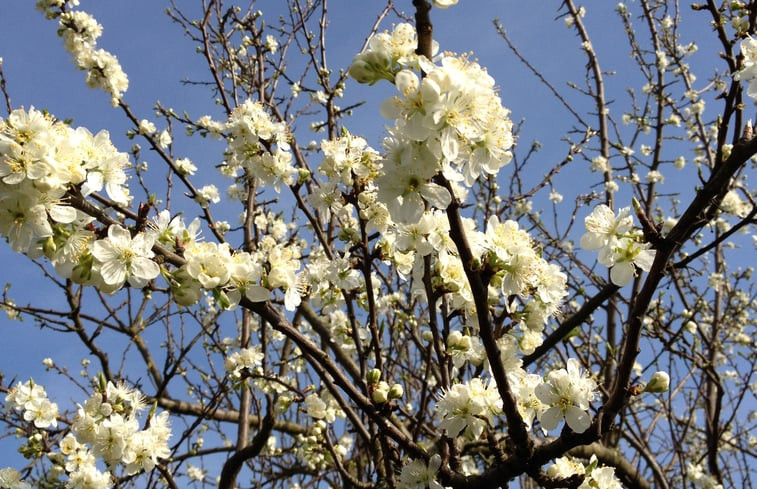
[367,368,382,385]
[388,384,404,400]
[372,381,390,404]
[446,330,463,348]
[644,371,670,393]
[43,236,57,258]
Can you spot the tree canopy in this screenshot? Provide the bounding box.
[0,1,754,489]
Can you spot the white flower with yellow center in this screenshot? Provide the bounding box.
[91,224,159,289]
[535,358,597,433]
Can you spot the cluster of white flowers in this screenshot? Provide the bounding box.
[485,216,568,335]
[719,189,751,218]
[5,379,59,429]
[350,23,513,222]
[304,390,345,424]
[0,107,133,269]
[435,358,597,439]
[345,27,565,375]
[61,381,171,485]
[223,99,293,193]
[534,358,597,433]
[580,204,656,287]
[735,37,757,99]
[687,462,724,489]
[295,421,352,470]
[224,346,264,378]
[435,378,502,438]
[445,330,485,368]
[398,454,444,489]
[170,228,303,310]
[4,379,171,488]
[0,467,30,489]
[547,455,623,489]
[348,23,426,85]
[378,212,567,356]
[37,3,128,105]
[0,104,309,310]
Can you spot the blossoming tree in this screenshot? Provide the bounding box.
[0,1,754,488]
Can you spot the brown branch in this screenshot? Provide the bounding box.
[0,57,11,114]
[569,443,651,489]
[153,396,307,435]
[218,399,275,489]
[413,0,433,61]
[523,283,619,368]
[600,132,757,435]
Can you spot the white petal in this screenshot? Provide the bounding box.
[610,262,634,286]
[108,224,132,244]
[81,172,103,196]
[245,286,270,303]
[428,454,442,473]
[284,286,301,311]
[49,204,78,224]
[130,257,160,281]
[440,127,459,162]
[538,406,562,431]
[564,406,591,433]
[579,232,605,250]
[421,182,451,210]
[100,260,126,286]
[534,383,558,405]
[634,249,656,272]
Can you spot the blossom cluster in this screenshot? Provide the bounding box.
[0,468,29,489]
[65,381,171,476]
[534,358,597,433]
[436,378,502,438]
[309,132,568,359]
[224,346,264,379]
[580,204,656,286]
[304,390,345,424]
[3,379,171,488]
[344,26,573,372]
[0,107,130,256]
[0,104,311,309]
[295,421,352,470]
[163,214,302,310]
[348,23,426,85]
[547,455,623,489]
[350,23,514,223]
[687,462,725,489]
[435,356,598,439]
[223,99,294,193]
[5,379,59,429]
[309,127,564,360]
[735,36,757,100]
[38,2,128,105]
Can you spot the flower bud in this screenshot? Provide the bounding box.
[348,51,391,85]
[446,330,463,348]
[366,368,382,385]
[297,168,311,184]
[372,381,389,404]
[43,236,57,258]
[71,252,95,284]
[388,383,404,400]
[644,371,670,393]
